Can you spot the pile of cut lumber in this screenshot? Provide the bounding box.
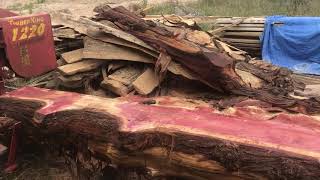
[53,25,84,57]
[210,17,265,57]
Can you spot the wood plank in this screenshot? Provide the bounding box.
[61,48,84,64]
[87,28,158,58]
[222,27,264,32]
[293,74,320,85]
[214,17,266,24]
[52,12,156,52]
[167,62,198,80]
[214,23,265,28]
[223,32,262,37]
[108,65,144,86]
[222,38,260,44]
[83,37,155,64]
[132,68,160,95]
[100,78,132,96]
[231,43,261,48]
[58,60,105,76]
[58,71,100,89]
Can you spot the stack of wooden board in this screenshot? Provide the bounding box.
[53,25,84,57]
[211,17,265,57]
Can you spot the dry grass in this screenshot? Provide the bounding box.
[147,0,320,16]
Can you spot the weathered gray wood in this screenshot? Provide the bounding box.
[58,60,105,76]
[222,38,260,44]
[223,32,262,37]
[132,68,160,95]
[100,79,132,96]
[87,28,158,58]
[61,48,84,64]
[108,65,144,86]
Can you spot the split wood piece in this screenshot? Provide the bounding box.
[144,15,198,28]
[101,65,144,96]
[235,69,263,89]
[216,40,247,61]
[61,48,84,64]
[167,62,198,80]
[213,17,266,24]
[53,27,82,39]
[223,32,262,38]
[107,61,127,73]
[185,30,211,46]
[87,28,158,58]
[58,60,105,76]
[108,65,145,86]
[58,71,100,89]
[132,68,160,95]
[100,79,132,96]
[2,87,320,179]
[82,37,155,64]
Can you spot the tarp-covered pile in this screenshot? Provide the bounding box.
[262,16,320,75]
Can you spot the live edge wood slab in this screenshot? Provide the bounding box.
[1,87,320,179]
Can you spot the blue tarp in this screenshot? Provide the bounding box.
[261,16,320,75]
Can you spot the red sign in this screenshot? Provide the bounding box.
[0,13,57,78]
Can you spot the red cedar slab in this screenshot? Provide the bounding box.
[1,87,320,179]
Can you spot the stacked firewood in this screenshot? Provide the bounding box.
[210,17,265,57]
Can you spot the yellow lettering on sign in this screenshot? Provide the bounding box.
[8,16,45,26]
[11,23,46,42]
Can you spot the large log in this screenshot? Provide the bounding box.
[1,87,320,179]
